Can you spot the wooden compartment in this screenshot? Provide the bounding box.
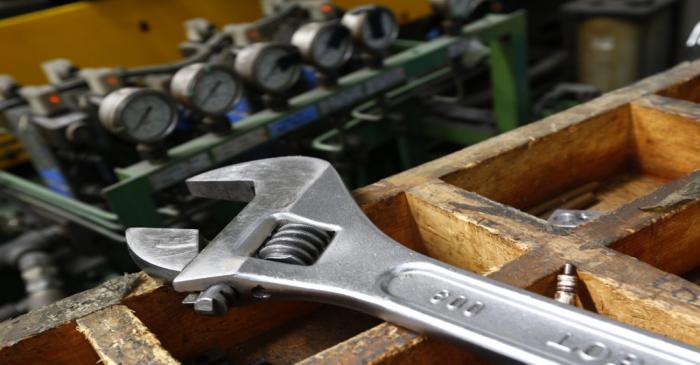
[4,61,700,364]
[441,98,700,217]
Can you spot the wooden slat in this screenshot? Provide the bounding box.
[0,323,99,365]
[442,107,632,210]
[631,94,700,178]
[123,284,320,360]
[297,322,492,365]
[227,306,379,364]
[76,305,179,365]
[0,273,144,365]
[405,180,549,274]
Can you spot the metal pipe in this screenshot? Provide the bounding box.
[17,251,64,311]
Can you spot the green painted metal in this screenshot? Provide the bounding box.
[0,169,122,229]
[310,11,529,160]
[2,11,530,232]
[475,12,531,130]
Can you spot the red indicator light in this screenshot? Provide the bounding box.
[47,94,62,105]
[247,28,259,40]
[104,75,119,86]
[321,3,332,13]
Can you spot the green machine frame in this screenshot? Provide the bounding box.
[0,11,529,234]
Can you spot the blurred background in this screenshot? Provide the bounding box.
[2,0,698,90]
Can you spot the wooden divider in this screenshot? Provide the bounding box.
[76,305,179,365]
[3,60,700,364]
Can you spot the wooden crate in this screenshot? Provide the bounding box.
[3,59,700,364]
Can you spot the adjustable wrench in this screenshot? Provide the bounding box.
[127,156,700,364]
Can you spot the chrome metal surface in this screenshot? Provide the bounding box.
[233,42,302,94]
[127,156,700,364]
[291,21,353,72]
[341,5,398,55]
[170,63,242,116]
[548,209,603,229]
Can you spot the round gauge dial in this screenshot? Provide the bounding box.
[342,6,398,54]
[292,22,353,71]
[171,63,242,116]
[99,87,178,144]
[235,43,302,94]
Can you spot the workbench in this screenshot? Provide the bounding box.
[2,58,700,364]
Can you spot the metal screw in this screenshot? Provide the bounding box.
[554,263,577,305]
[189,284,237,316]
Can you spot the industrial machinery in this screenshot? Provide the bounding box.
[0,1,529,319]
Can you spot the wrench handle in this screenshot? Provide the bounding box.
[371,261,699,365]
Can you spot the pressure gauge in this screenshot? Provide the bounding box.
[170,63,242,116]
[291,21,353,71]
[0,75,18,100]
[99,88,177,144]
[341,5,398,55]
[234,42,302,94]
[430,0,475,20]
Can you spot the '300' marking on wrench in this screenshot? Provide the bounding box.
[429,289,485,317]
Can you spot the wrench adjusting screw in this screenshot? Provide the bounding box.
[257,222,332,265]
[554,263,578,305]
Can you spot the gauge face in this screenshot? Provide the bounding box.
[360,7,398,53]
[171,63,241,115]
[254,46,302,93]
[99,88,177,144]
[120,94,174,142]
[311,26,352,70]
[292,22,353,71]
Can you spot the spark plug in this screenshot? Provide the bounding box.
[555,263,577,305]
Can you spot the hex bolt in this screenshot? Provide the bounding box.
[193,283,237,316]
[554,263,578,305]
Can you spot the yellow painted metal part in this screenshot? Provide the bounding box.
[0,0,263,85]
[0,0,431,169]
[0,0,431,85]
[0,133,29,169]
[336,0,432,24]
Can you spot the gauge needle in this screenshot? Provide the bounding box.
[132,106,153,132]
[263,62,280,83]
[203,80,222,103]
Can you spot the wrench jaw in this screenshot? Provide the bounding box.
[127,155,404,315]
[125,228,202,282]
[185,156,332,206]
[171,157,353,287]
